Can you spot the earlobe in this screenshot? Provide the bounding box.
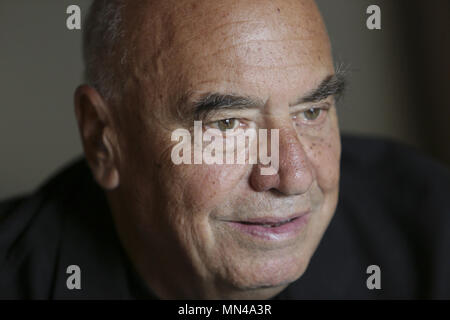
[74,85,120,190]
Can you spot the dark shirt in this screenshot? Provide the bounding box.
[1,136,450,299]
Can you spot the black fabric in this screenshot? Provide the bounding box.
[1,135,449,299]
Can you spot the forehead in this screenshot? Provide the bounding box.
[128,0,333,103]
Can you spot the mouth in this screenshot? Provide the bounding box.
[224,212,311,241]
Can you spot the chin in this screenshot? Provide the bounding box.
[219,266,306,300]
[224,252,311,295]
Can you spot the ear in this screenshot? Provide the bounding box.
[74,85,120,190]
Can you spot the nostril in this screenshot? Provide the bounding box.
[249,168,281,192]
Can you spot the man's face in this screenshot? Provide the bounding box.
[109,0,341,299]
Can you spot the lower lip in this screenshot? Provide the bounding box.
[227,213,310,241]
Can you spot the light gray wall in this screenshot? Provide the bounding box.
[0,1,420,200]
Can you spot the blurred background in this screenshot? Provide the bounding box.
[0,0,449,200]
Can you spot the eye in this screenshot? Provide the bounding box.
[302,107,322,121]
[209,118,240,132]
[292,105,329,125]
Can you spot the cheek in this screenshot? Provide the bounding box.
[160,163,249,271]
[133,123,249,219]
[304,125,341,193]
[168,163,249,215]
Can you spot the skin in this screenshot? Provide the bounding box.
[75,0,341,299]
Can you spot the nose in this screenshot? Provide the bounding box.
[249,123,314,195]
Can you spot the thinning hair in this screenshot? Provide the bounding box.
[83,0,127,103]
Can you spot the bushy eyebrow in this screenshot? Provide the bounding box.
[190,71,347,120]
[294,72,346,105]
[193,93,263,120]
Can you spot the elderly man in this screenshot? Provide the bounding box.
[1,0,449,300]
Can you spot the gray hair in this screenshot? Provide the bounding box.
[83,0,127,103]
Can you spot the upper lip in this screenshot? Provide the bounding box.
[226,211,310,225]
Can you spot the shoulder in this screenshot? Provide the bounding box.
[339,135,450,298]
[0,158,92,299]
